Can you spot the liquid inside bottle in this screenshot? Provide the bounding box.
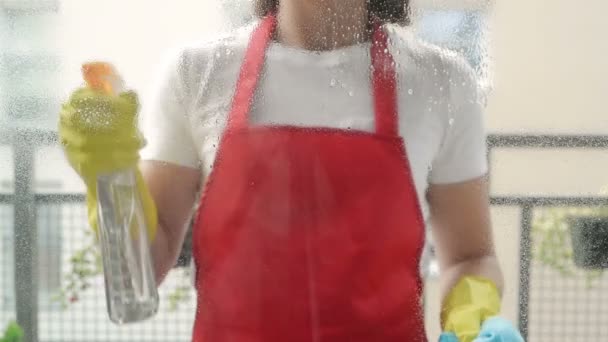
[96,169,159,324]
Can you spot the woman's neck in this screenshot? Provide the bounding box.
[276,0,370,51]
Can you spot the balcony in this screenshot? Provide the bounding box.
[1,130,607,341]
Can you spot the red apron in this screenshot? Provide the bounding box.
[191,15,427,342]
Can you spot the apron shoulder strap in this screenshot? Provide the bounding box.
[227,15,277,131]
[371,21,399,137]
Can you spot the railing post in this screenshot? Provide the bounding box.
[13,130,38,342]
[518,205,533,341]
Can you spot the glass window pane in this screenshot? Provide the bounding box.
[1,1,606,341]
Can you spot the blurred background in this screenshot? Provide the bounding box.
[0,0,607,341]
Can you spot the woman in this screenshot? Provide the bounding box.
[59,0,524,341]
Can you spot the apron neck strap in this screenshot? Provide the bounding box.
[228,14,399,137]
[370,18,399,137]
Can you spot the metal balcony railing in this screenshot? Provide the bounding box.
[487,134,608,342]
[1,129,608,341]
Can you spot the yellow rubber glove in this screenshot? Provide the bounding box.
[58,87,158,239]
[441,276,501,342]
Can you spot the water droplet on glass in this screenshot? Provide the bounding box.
[330,78,337,87]
[225,48,233,56]
[408,89,413,95]
[348,90,354,97]
[448,118,455,126]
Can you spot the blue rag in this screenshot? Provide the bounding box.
[438,317,525,342]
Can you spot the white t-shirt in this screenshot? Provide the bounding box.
[140,23,487,223]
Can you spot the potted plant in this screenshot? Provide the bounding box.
[1,321,24,342]
[532,206,607,285]
[568,215,608,269]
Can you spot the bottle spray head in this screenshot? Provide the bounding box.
[82,62,125,95]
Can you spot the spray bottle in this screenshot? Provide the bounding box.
[83,62,159,324]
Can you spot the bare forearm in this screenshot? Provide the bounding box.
[427,178,503,307]
[439,254,504,305]
[140,161,200,287]
[151,223,184,286]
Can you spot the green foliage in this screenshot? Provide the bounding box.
[54,229,193,310]
[1,321,24,342]
[166,268,193,311]
[531,206,606,287]
[52,229,102,307]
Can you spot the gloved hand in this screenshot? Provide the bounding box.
[440,276,523,342]
[58,87,157,238]
[439,317,524,342]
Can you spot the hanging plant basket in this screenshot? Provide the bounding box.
[567,216,608,269]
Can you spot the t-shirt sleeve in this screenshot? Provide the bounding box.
[429,57,488,184]
[139,50,200,169]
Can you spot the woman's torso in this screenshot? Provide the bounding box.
[141,22,486,227]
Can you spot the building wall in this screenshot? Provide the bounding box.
[486,0,608,134]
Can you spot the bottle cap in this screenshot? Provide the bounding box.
[82,62,125,95]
